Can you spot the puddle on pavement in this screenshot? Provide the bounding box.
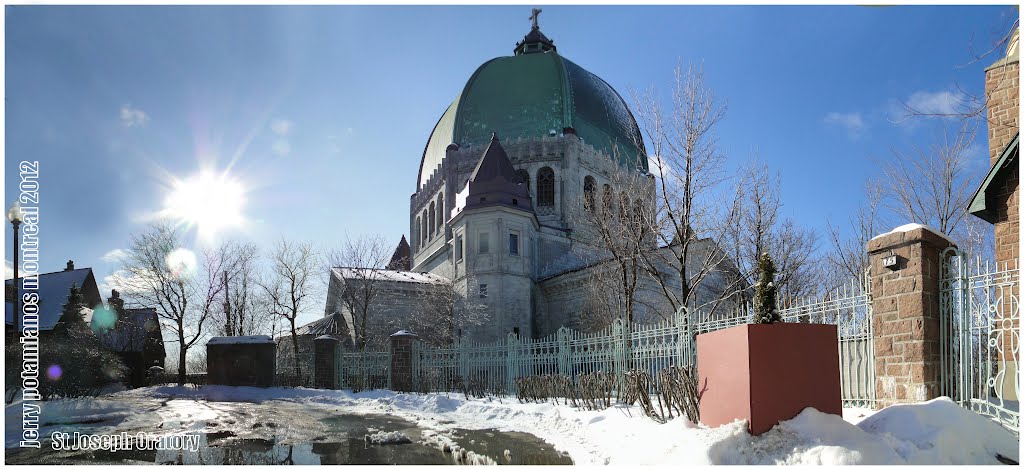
[5,412,572,465]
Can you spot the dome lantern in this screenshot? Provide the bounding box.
[514,8,556,56]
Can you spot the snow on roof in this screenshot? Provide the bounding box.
[870,223,955,245]
[207,335,274,345]
[332,267,449,285]
[5,268,99,330]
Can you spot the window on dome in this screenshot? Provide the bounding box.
[455,235,463,261]
[437,196,444,233]
[429,202,436,238]
[414,216,421,251]
[537,167,555,207]
[583,176,596,212]
[516,169,530,192]
[421,211,428,244]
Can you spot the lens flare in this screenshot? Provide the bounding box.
[165,248,198,279]
[163,170,247,239]
[90,306,118,332]
[46,364,62,381]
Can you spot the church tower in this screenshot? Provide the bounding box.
[449,134,538,341]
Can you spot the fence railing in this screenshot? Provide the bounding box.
[338,350,391,391]
[940,249,1019,435]
[401,274,874,408]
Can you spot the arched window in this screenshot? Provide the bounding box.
[516,169,531,192]
[537,167,555,207]
[602,184,613,216]
[437,196,444,233]
[428,202,436,238]
[583,176,596,212]
[414,216,421,251]
[421,210,428,244]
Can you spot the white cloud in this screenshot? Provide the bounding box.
[120,103,149,127]
[101,269,151,296]
[271,119,293,136]
[101,248,128,263]
[824,111,866,139]
[647,155,674,180]
[4,260,12,280]
[904,90,965,117]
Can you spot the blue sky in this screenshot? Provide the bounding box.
[4,5,1018,291]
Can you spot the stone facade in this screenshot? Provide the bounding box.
[984,44,1020,268]
[867,225,953,407]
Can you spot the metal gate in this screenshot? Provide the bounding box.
[940,247,1020,434]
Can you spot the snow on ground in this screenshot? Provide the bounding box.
[108,386,1018,465]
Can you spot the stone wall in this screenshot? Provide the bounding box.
[867,225,953,407]
[985,60,1019,166]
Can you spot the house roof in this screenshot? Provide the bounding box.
[5,267,102,330]
[97,308,164,353]
[292,312,351,338]
[969,132,1019,224]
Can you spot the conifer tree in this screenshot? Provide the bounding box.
[753,253,782,324]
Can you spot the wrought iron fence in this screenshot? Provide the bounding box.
[275,352,314,387]
[406,274,874,408]
[940,248,1019,435]
[338,350,391,391]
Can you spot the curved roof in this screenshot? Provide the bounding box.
[417,51,647,188]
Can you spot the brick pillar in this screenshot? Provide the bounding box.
[390,330,418,392]
[867,225,954,408]
[314,336,339,389]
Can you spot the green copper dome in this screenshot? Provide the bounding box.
[417,50,647,188]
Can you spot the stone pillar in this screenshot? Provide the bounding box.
[867,225,954,408]
[390,331,418,392]
[314,336,339,389]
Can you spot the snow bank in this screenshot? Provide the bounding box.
[856,397,1018,464]
[870,223,955,244]
[114,386,1018,465]
[365,430,412,445]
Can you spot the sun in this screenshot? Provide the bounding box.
[163,170,247,238]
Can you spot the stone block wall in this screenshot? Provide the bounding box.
[985,60,1019,166]
[867,226,953,407]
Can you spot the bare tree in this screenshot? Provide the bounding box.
[257,238,318,376]
[211,241,269,337]
[570,163,656,324]
[895,19,1018,125]
[631,62,746,320]
[325,234,390,351]
[825,179,885,288]
[876,121,981,241]
[413,264,489,347]
[730,160,821,302]
[117,223,209,386]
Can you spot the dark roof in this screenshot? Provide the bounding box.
[5,267,102,330]
[97,308,164,353]
[969,132,1019,224]
[387,235,412,271]
[293,312,351,338]
[514,26,556,55]
[459,134,533,213]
